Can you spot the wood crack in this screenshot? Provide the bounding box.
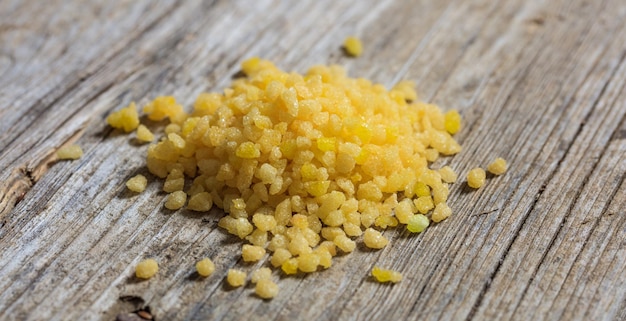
[0,123,86,219]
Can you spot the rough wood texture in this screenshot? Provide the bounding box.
[0,0,624,320]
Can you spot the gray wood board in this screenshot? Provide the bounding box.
[0,0,624,320]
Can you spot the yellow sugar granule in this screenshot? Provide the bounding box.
[165,190,186,210]
[334,235,356,253]
[188,192,213,212]
[391,80,418,102]
[136,124,154,143]
[297,253,320,273]
[363,228,388,249]
[56,144,83,160]
[143,96,186,122]
[241,244,266,262]
[407,214,429,233]
[226,269,246,287]
[438,166,457,183]
[467,168,486,189]
[414,196,434,214]
[107,102,139,132]
[255,279,279,299]
[196,258,215,277]
[371,266,402,283]
[270,248,292,268]
[135,259,158,279]
[343,36,363,57]
[281,258,298,275]
[487,157,508,175]
[395,198,415,224]
[431,203,452,223]
[126,174,147,193]
[444,109,462,134]
[250,267,272,284]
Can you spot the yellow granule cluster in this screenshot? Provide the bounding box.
[126,174,147,193]
[487,157,507,175]
[135,259,158,279]
[196,258,215,277]
[343,36,363,57]
[107,58,513,298]
[56,144,83,160]
[137,58,465,277]
[371,266,402,283]
[107,102,140,133]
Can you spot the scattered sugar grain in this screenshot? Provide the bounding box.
[56,145,83,160]
[343,36,363,57]
[196,258,215,277]
[136,124,154,142]
[487,157,508,175]
[107,102,139,132]
[135,259,158,279]
[467,168,486,189]
[126,174,147,193]
[371,266,402,283]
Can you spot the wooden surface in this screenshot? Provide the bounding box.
[0,0,625,320]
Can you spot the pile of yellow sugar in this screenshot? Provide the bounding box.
[111,57,502,295]
[143,57,462,266]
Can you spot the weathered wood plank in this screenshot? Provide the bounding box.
[552,141,625,320]
[0,0,179,219]
[0,0,624,320]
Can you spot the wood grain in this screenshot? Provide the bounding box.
[0,0,624,320]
